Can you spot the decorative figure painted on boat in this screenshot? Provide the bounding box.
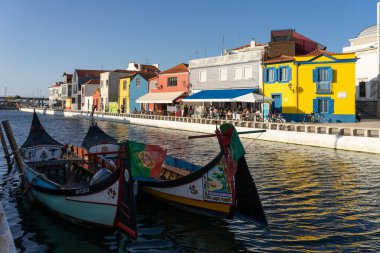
[107,187,117,199]
[101,145,109,153]
[40,150,48,160]
[203,158,233,204]
[189,184,198,195]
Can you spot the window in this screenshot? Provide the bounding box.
[278,66,291,82]
[313,97,334,114]
[243,66,253,80]
[106,80,109,87]
[199,71,207,82]
[313,67,333,82]
[318,99,328,113]
[234,68,242,80]
[316,82,331,94]
[136,78,140,87]
[359,81,366,97]
[264,68,277,83]
[123,80,127,90]
[219,69,227,81]
[167,77,177,86]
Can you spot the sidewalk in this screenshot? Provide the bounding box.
[320,118,380,129]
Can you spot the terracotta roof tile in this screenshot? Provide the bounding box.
[306,49,336,56]
[75,69,108,77]
[159,63,189,75]
[264,55,294,64]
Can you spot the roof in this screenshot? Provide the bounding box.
[264,55,294,64]
[159,63,189,75]
[21,111,63,148]
[82,125,117,148]
[230,42,267,51]
[75,69,108,77]
[357,25,377,38]
[136,91,185,104]
[306,49,336,56]
[183,89,259,102]
[140,64,160,73]
[84,79,100,85]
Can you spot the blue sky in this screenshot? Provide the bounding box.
[0,0,377,97]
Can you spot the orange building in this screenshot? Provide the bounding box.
[144,63,189,113]
[93,88,101,111]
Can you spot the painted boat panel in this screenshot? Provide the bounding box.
[32,189,117,226]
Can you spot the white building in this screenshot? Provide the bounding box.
[48,82,62,107]
[184,40,266,112]
[100,70,130,111]
[343,25,379,116]
[81,79,100,112]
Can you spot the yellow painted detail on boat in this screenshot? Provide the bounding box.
[140,186,231,214]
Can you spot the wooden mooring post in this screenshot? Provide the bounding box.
[0,125,11,169]
[1,121,24,175]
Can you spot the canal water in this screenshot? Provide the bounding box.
[1,110,380,252]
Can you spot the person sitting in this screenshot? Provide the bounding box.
[227,109,233,120]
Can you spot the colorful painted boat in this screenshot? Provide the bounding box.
[12,112,138,238]
[127,124,268,226]
[78,113,267,225]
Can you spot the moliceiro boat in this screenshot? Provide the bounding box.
[127,123,268,226]
[1,112,138,239]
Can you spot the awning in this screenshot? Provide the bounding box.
[232,93,272,103]
[136,92,184,104]
[182,88,260,102]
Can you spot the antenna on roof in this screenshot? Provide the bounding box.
[146,58,149,64]
[222,34,225,55]
[101,64,104,70]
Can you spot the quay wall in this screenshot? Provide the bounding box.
[0,202,16,253]
[20,108,380,154]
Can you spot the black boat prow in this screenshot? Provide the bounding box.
[82,125,117,149]
[234,156,268,227]
[21,111,62,148]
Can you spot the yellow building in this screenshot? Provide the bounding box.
[119,76,131,113]
[263,50,357,122]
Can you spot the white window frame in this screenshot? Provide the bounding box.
[199,71,207,82]
[219,69,227,81]
[243,66,253,80]
[234,67,243,80]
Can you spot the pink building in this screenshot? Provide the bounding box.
[146,63,189,113]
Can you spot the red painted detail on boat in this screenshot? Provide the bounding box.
[117,222,137,239]
[121,202,129,210]
[120,208,130,218]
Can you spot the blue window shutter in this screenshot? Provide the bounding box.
[328,99,334,113]
[313,69,318,83]
[273,68,278,82]
[313,99,318,113]
[327,67,333,82]
[287,67,292,81]
[264,69,268,82]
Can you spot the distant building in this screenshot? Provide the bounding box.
[267,29,326,58]
[100,70,131,112]
[122,72,157,113]
[61,72,72,109]
[92,88,101,111]
[71,69,107,111]
[343,25,379,116]
[184,40,265,112]
[263,50,357,122]
[48,82,62,107]
[137,63,189,114]
[81,79,100,112]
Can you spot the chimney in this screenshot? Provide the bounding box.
[127,62,140,71]
[250,40,256,48]
[152,64,160,70]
